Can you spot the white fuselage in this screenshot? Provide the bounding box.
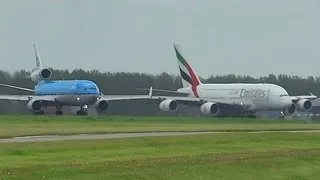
[178,83,292,112]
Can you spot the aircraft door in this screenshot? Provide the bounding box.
[266,89,270,103]
[265,89,271,109]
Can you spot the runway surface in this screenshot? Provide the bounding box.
[1,130,320,143]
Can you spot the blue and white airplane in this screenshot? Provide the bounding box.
[0,43,150,115]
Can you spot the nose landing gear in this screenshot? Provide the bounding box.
[279,111,285,119]
[76,105,88,116]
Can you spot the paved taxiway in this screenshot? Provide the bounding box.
[1,130,320,143]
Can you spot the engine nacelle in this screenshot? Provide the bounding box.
[296,99,312,112]
[159,99,178,112]
[30,68,52,82]
[200,102,219,116]
[285,103,296,114]
[27,99,43,112]
[94,99,109,112]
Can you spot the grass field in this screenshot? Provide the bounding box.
[0,115,319,138]
[0,132,320,179]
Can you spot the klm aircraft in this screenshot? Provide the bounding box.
[0,44,150,115]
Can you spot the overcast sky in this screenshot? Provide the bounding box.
[0,0,319,78]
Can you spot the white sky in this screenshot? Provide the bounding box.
[0,0,319,78]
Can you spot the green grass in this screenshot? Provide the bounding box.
[0,115,319,138]
[0,133,320,179]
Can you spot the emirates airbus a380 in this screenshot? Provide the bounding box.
[144,44,317,117]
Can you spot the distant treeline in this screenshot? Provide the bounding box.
[0,69,319,115]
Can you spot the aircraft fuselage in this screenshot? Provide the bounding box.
[35,80,100,106]
[178,83,292,112]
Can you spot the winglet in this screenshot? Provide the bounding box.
[310,92,317,99]
[148,87,153,97]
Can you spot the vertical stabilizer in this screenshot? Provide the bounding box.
[173,44,202,88]
[33,43,42,69]
[30,43,52,82]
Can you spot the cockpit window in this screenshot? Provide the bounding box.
[84,87,97,90]
[82,82,98,91]
[280,94,289,97]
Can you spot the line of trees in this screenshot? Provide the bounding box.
[0,69,319,115]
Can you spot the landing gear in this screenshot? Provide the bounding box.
[76,105,88,116]
[55,105,63,115]
[33,111,44,115]
[76,111,88,116]
[229,113,256,118]
[248,113,257,118]
[279,111,285,119]
[55,110,63,115]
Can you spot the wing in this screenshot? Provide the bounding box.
[151,95,201,103]
[0,83,35,93]
[99,95,151,101]
[135,87,251,109]
[136,88,189,95]
[0,95,56,102]
[0,95,32,101]
[99,87,155,101]
[291,93,317,102]
[149,95,252,110]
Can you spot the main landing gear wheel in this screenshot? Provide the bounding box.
[76,111,88,116]
[55,110,63,115]
[55,105,63,115]
[33,111,44,115]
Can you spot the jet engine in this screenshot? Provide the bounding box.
[285,103,296,114]
[296,99,312,111]
[27,99,43,112]
[200,102,219,116]
[94,99,109,112]
[159,99,178,112]
[30,68,52,82]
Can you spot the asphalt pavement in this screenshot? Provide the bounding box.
[1,130,320,143]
